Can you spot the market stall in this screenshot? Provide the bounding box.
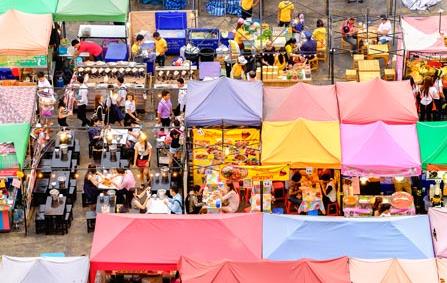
[428,207,447,258]
[349,258,439,283]
[185,77,262,126]
[262,213,434,260]
[0,10,52,82]
[336,79,418,125]
[400,15,447,80]
[54,0,129,22]
[0,0,57,14]
[417,122,447,171]
[89,213,262,282]
[263,83,338,121]
[0,256,89,283]
[178,256,350,283]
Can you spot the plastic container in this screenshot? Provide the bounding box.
[307,209,319,216]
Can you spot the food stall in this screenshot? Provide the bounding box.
[73,61,148,110]
[187,28,220,50]
[54,0,129,22]
[155,11,187,55]
[0,10,53,83]
[399,15,447,80]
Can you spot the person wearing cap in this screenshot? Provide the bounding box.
[341,17,358,51]
[231,56,247,80]
[240,0,258,20]
[277,0,294,27]
[300,31,317,59]
[377,15,392,44]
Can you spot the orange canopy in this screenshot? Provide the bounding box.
[0,10,52,56]
[336,79,418,124]
[264,83,339,121]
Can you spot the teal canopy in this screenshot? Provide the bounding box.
[0,123,30,169]
[0,0,58,14]
[55,0,129,22]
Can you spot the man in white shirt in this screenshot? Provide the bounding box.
[176,78,187,114]
[377,15,392,44]
[76,76,90,127]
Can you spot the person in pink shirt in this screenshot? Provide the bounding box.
[113,168,136,207]
[71,39,104,61]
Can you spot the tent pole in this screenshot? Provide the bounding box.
[330,48,334,84]
[22,179,27,236]
[392,0,397,46]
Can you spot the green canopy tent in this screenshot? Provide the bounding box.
[417,122,447,170]
[0,123,30,171]
[54,0,129,22]
[0,0,58,14]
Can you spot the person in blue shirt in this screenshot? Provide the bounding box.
[300,31,317,59]
[165,187,183,214]
[292,13,305,34]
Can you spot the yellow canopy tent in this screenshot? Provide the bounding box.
[261,119,341,169]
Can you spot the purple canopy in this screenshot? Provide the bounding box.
[185,77,263,126]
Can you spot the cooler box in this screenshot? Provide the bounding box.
[155,11,187,55]
[104,43,129,62]
[220,31,234,47]
[188,28,220,50]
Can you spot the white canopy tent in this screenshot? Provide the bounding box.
[0,256,89,283]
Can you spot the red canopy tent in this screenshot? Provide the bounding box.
[89,213,262,282]
[336,79,418,125]
[178,256,350,283]
[263,83,339,121]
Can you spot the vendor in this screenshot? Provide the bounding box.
[234,19,249,49]
[231,56,247,80]
[164,187,183,214]
[131,34,145,58]
[240,0,258,19]
[274,48,289,72]
[221,183,240,213]
[261,41,275,66]
[153,32,168,67]
[312,19,327,48]
[277,0,294,27]
[71,39,103,61]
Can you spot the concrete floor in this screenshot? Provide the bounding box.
[2,0,447,257]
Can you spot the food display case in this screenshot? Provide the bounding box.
[73,61,148,110]
[187,28,220,50]
[155,11,188,55]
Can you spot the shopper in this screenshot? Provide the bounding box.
[231,56,247,80]
[112,168,136,207]
[108,86,124,126]
[57,99,71,127]
[84,164,100,204]
[432,70,445,121]
[186,185,204,214]
[277,0,294,27]
[240,0,258,19]
[341,17,358,52]
[176,78,187,114]
[419,76,436,121]
[157,90,173,127]
[169,120,182,167]
[117,76,128,113]
[133,133,152,183]
[377,15,392,44]
[75,76,90,127]
[154,32,168,66]
[124,93,140,126]
[164,187,183,214]
[71,39,103,61]
[300,31,317,59]
[291,13,305,34]
[221,183,240,213]
[93,95,105,124]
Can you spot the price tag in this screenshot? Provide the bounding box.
[12,178,21,188]
[306,167,313,175]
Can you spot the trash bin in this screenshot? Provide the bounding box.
[200,48,215,62]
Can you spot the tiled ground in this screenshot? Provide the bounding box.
[1,0,447,257]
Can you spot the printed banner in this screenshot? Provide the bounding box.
[219,164,290,182]
[192,128,260,185]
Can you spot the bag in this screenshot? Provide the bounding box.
[92,105,102,121]
[171,199,184,214]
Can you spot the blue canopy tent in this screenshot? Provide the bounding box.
[263,214,434,260]
[185,77,263,127]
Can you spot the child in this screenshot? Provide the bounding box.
[379,203,391,217]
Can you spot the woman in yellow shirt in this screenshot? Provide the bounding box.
[312,19,327,48]
[231,56,247,80]
[277,0,294,27]
[274,48,289,72]
[241,0,259,19]
[234,20,249,49]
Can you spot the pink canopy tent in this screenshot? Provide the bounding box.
[349,258,439,283]
[178,256,350,283]
[336,79,418,125]
[401,16,447,53]
[341,122,421,176]
[263,83,339,121]
[428,207,447,258]
[0,10,52,56]
[89,213,262,283]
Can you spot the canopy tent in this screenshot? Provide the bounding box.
[261,119,341,168]
[401,16,447,53]
[54,0,129,22]
[349,258,439,283]
[0,256,89,283]
[0,123,30,169]
[0,10,52,56]
[417,122,447,170]
[263,214,434,260]
[90,213,262,283]
[0,86,37,124]
[178,256,350,283]
[341,122,421,177]
[185,77,263,127]
[428,207,447,258]
[263,83,339,121]
[0,0,58,14]
[336,79,418,124]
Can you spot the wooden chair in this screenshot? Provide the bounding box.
[384,68,396,81]
[317,46,327,63]
[327,202,340,216]
[345,69,357,81]
[308,57,319,71]
[352,54,364,69]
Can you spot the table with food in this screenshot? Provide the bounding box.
[97,171,124,190]
[146,189,171,214]
[343,192,415,217]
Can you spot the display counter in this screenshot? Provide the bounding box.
[153,65,198,89]
[343,192,416,217]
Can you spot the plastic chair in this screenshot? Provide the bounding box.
[327,202,340,216]
[272,181,286,202]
